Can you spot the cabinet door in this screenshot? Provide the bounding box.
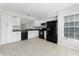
[12,17,21,42]
[7,15,14,43]
[13,32,21,42]
[34,21,41,26]
[12,17,20,26]
[1,14,21,44]
[1,14,13,44]
[28,31,38,39]
[1,14,8,44]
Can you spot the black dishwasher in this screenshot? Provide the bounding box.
[39,30,44,39]
[21,31,28,40]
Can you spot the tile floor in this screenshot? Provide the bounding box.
[0,38,79,56]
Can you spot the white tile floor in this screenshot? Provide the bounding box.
[0,38,79,56]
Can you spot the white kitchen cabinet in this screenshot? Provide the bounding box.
[1,14,9,44]
[12,16,21,42]
[1,13,21,44]
[28,31,39,39]
[44,31,46,39]
[34,21,41,26]
[12,17,20,26]
[13,32,21,42]
[1,14,13,44]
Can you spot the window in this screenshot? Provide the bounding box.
[64,14,79,40]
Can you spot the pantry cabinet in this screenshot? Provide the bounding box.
[1,13,21,44]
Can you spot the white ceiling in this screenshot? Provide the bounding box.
[0,3,76,18]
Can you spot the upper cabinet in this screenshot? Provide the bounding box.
[34,20,46,27]
[20,16,36,29]
[20,16,35,24]
[34,20,41,27]
[12,16,20,26]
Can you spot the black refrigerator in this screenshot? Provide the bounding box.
[47,20,58,44]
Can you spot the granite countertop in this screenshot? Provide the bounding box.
[13,28,47,32]
[13,29,42,32]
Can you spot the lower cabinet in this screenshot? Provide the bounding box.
[13,32,21,42]
[44,31,46,39]
[28,31,39,39]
